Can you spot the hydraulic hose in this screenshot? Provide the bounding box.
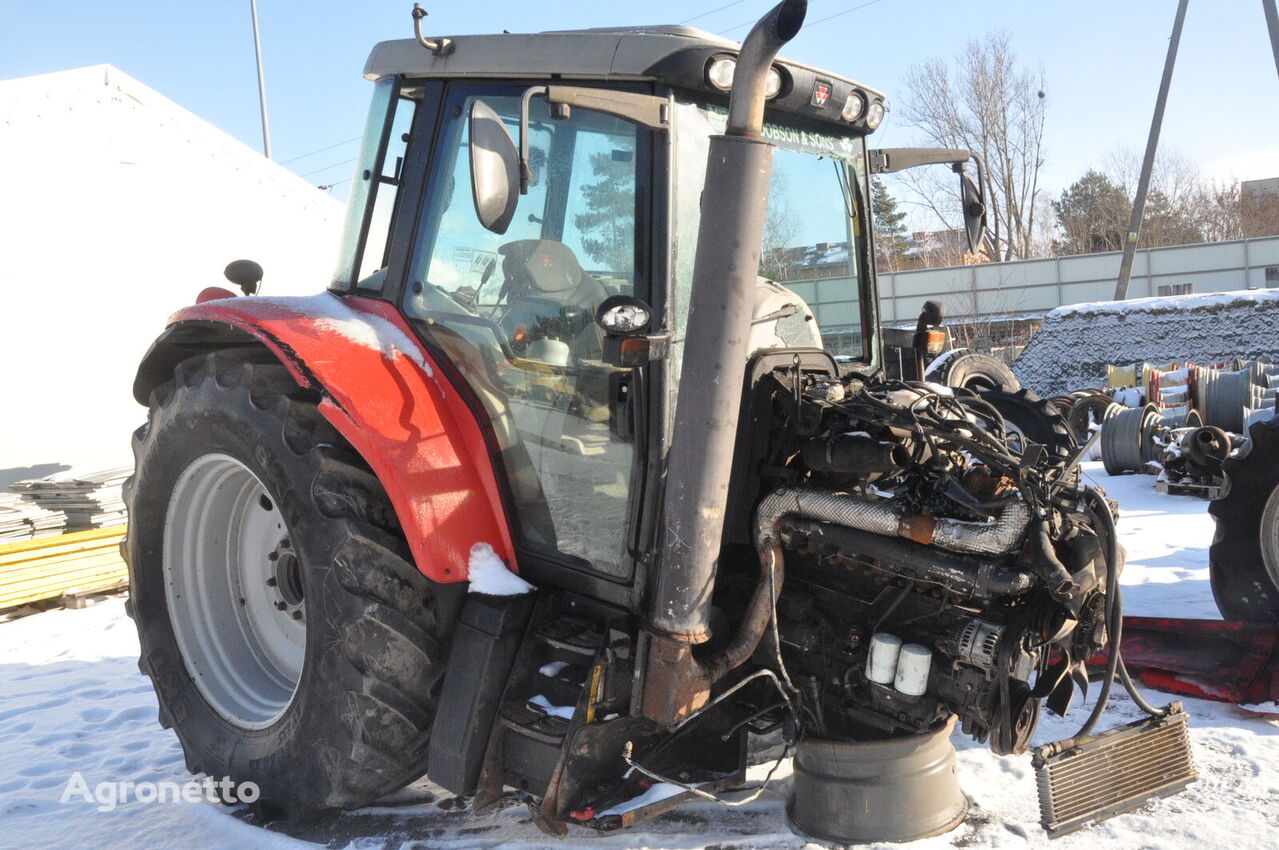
[702,544,786,683]
[1039,488,1122,756]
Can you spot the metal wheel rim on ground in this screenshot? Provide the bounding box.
[162,453,306,729]
[1263,484,1279,589]
[1101,404,1155,475]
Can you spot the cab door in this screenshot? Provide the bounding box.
[400,84,659,585]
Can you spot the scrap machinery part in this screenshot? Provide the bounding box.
[1202,367,1265,433]
[928,350,1021,394]
[1066,393,1119,446]
[1101,404,1158,476]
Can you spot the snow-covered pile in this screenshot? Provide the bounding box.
[0,493,66,542]
[1013,289,1279,397]
[0,65,344,475]
[1,466,1275,849]
[10,467,132,532]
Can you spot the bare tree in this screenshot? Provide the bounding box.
[901,31,1047,262]
[944,270,1031,365]
[760,168,800,280]
[1200,179,1243,242]
[1101,147,1242,247]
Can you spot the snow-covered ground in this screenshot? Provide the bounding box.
[2,464,1276,849]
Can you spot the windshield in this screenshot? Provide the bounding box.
[670,99,872,365]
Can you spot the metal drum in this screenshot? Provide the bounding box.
[788,717,967,844]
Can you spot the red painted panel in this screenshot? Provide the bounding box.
[166,293,515,584]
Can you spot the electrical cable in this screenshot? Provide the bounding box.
[679,0,751,25]
[1073,487,1122,739]
[280,136,361,165]
[719,0,889,35]
[299,157,357,178]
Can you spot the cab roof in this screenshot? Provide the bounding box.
[363,25,885,132]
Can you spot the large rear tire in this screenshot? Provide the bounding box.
[1208,416,1279,623]
[123,349,462,814]
[930,350,1021,394]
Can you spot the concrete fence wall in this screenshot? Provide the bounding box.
[874,236,1279,326]
[789,236,1279,331]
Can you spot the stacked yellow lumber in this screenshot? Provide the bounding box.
[0,526,129,610]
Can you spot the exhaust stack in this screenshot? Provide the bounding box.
[643,0,807,726]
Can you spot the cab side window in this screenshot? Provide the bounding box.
[404,87,646,578]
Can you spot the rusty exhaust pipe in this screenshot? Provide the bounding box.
[642,0,808,727]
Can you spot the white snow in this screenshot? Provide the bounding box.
[1049,287,1279,318]
[596,782,689,817]
[0,65,344,475]
[1,464,1275,849]
[527,695,575,721]
[466,542,534,596]
[1113,386,1144,406]
[266,293,435,377]
[539,661,570,677]
[923,347,964,379]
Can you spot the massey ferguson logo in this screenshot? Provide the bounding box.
[811,80,832,108]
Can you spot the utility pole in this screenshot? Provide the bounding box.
[1113,0,1190,301]
[250,0,273,159]
[1264,0,1279,79]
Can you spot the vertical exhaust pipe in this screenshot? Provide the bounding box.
[643,0,807,726]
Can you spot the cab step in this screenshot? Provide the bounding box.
[1032,703,1196,838]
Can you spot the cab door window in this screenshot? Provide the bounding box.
[405,88,646,578]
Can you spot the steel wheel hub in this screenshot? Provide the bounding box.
[163,453,305,728]
[1263,484,1279,588]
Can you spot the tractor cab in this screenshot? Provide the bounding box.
[330,24,888,588]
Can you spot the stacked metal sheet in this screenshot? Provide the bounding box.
[10,467,131,532]
[0,492,67,542]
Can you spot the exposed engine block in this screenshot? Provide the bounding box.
[754,371,1117,755]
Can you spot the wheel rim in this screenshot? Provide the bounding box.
[163,453,305,728]
[1263,484,1279,589]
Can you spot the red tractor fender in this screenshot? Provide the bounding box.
[133,292,515,584]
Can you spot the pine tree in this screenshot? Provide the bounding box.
[1053,170,1130,255]
[872,178,908,271]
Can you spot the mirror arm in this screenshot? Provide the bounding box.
[545,86,670,129]
[868,147,973,174]
[518,86,548,195]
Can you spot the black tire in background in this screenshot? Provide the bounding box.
[122,349,464,815]
[930,350,1021,394]
[1208,416,1279,623]
[977,388,1076,464]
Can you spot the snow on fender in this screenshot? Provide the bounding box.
[467,542,534,595]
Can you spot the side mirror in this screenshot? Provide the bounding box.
[223,259,263,295]
[912,300,947,381]
[918,300,944,329]
[468,100,520,234]
[958,169,986,255]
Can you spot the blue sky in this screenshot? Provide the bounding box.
[4,0,1277,216]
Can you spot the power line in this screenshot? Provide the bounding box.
[679,0,751,26]
[280,136,361,166]
[318,176,354,192]
[718,0,887,36]
[808,0,888,27]
[299,157,357,178]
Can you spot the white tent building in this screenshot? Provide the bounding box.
[0,65,346,483]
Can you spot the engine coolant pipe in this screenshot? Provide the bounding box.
[642,0,808,727]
